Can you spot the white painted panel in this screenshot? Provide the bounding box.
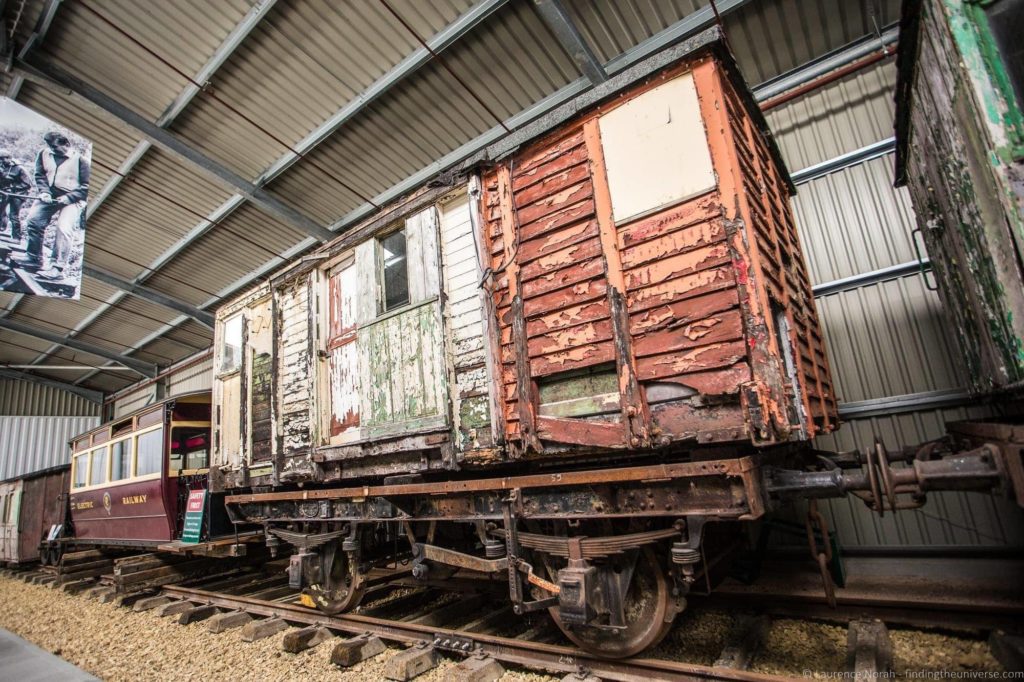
[598,71,715,224]
[406,206,441,304]
[355,240,377,324]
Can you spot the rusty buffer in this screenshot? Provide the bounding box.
[481,49,837,456]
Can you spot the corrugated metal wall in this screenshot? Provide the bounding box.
[0,379,101,417]
[0,416,99,480]
[166,356,213,397]
[768,60,1024,550]
[111,354,212,418]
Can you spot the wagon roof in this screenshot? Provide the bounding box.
[462,26,795,196]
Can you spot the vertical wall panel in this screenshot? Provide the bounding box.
[0,416,99,480]
[165,357,213,396]
[772,60,1022,549]
[0,379,101,417]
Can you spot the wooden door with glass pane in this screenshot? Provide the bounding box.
[325,259,361,444]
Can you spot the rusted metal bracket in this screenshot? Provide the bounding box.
[413,543,508,573]
[503,490,558,614]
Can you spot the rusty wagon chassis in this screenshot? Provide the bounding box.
[223,436,1016,657]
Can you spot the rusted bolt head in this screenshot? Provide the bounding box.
[626,405,638,417]
[630,436,641,447]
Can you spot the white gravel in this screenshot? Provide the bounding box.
[0,574,552,681]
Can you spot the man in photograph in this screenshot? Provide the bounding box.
[12,131,90,276]
[0,149,32,242]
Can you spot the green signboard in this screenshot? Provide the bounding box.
[181,489,206,544]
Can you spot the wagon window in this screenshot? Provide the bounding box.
[220,314,243,374]
[379,229,409,312]
[110,439,132,482]
[89,446,108,486]
[73,453,88,488]
[136,427,164,477]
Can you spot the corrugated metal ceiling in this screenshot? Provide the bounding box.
[0,0,901,396]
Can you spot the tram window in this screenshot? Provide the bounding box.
[110,439,132,482]
[171,427,209,471]
[135,428,164,477]
[89,446,108,486]
[73,453,88,488]
[220,314,242,374]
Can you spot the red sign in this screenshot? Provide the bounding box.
[186,489,205,513]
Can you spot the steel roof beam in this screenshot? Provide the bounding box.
[0,368,103,403]
[12,57,336,243]
[71,0,752,390]
[88,0,277,220]
[82,265,215,328]
[67,1,508,391]
[4,0,62,99]
[330,0,755,231]
[753,24,899,103]
[0,318,157,377]
[532,0,607,83]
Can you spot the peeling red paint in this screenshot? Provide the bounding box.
[480,52,837,452]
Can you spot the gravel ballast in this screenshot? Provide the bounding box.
[0,574,1005,680]
[0,575,551,682]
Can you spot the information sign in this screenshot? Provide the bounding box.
[181,489,207,544]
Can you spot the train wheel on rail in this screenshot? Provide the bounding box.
[302,541,365,615]
[544,546,676,658]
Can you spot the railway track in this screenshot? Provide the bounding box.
[3,557,1021,680]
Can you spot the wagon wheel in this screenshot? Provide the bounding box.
[302,542,365,615]
[546,547,675,658]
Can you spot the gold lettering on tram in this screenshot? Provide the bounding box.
[121,494,148,505]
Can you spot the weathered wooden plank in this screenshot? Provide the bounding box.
[526,318,615,359]
[511,138,588,192]
[519,239,603,282]
[625,265,734,313]
[510,130,585,180]
[618,194,721,248]
[650,362,752,395]
[523,278,607,318]
[520,258,604,300]
[517,198,596,244]
[620,218,727,270]
[529,341,616,376]
[536,416,625,448]
[632,309,745,358]
[630,288,739,335]
[623,242,731,290]
[635,341,748,381]
[512,161,591,208]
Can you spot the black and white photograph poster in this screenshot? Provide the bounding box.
[0,96,91,300]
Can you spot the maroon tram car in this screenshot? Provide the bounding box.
[67,391,223,547]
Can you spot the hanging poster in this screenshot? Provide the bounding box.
[0,97,91,300]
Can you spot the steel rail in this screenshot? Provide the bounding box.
[700,589,1024,634]
[160,584,787,682]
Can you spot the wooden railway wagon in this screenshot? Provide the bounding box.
[214,29,841,657]
[895,0,1024,394]
[0,465,69,566]
[211,29,837,488]
[68,392,230,547]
